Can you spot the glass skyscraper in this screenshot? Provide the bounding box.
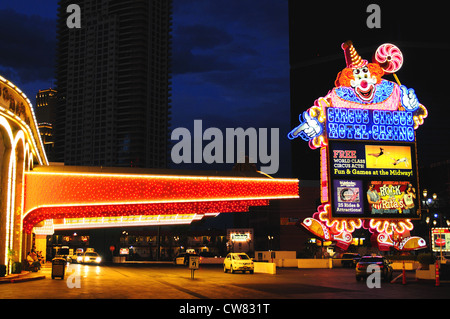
[54,0,172,168]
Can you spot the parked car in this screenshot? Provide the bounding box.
[77,252,102,264]
[341,253,361,268]
[174,252,198,266]
[223,253,254,274]
[356,256,393,282]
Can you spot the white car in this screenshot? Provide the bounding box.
[77,252,102,264]
[68,252,83,263]
[223,253,254,274]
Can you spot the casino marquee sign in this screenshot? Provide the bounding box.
[288,41,427,252]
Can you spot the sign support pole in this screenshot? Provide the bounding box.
[189,255,199,280]
[435,260,440,287]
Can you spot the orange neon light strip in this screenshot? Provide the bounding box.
[23,200,269,233]
[23,172,299,233]
[24,172,298,214]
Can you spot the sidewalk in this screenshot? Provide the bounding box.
[0,263,49,284]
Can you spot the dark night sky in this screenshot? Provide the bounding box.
[0,0,292,176]
[1,1,449,180]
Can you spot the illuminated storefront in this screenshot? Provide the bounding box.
[289,41,427,252]
[0,75,48,269]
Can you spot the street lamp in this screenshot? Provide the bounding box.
[267,236,274,251]
[423,190,438,253]
[422,191,450,263]
[422,189,437,204]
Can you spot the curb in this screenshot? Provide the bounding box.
[10,275,46,283]
[0,271,46,284]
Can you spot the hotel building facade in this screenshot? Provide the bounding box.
[54,0,173,168]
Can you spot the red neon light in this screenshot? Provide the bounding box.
[24,173,297,211]
[320,147,328,203]
[23,172,299,233]
[23,199,268,233]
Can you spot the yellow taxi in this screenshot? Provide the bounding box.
[77,251,102,264]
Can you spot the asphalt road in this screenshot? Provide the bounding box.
[2,262,447,317]
[1,262,449,300]
[0,264,450,319]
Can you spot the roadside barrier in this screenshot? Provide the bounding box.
[436,260,440,287]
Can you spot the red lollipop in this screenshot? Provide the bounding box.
[374,43,404,74]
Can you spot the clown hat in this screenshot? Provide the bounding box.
[342,41,367,69]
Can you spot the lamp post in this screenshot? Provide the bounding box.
[423,189,437,253]
[267,235,274,251]
[422,190,450,263]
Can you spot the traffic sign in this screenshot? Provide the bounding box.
[189,256,199,270]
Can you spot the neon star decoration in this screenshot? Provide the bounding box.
[289,41,427,252]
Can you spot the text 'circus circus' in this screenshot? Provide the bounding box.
[289,41,427,252]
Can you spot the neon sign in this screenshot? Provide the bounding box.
[289,41,428,252]
[431,228,450,252]
[328,140,419,219]
[288,42,427,149]
[230,233,251,242]
[327,107,415,142]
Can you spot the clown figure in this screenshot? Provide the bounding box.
[289,41,427,144]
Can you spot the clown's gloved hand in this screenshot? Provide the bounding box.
[288,111,322,141]
[400,85,419,111]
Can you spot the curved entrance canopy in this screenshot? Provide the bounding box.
[24,165,299,233]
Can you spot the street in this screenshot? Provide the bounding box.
[1,262,449,300]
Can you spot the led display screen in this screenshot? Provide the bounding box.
[327,140,420,219]
[431,228,450,252]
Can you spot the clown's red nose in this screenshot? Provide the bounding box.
[361,80,368,89]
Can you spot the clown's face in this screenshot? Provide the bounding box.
[350,66,378,101]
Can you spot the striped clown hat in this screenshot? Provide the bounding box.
[342,40,368,69]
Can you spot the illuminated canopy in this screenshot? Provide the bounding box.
[24,165,299,233]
